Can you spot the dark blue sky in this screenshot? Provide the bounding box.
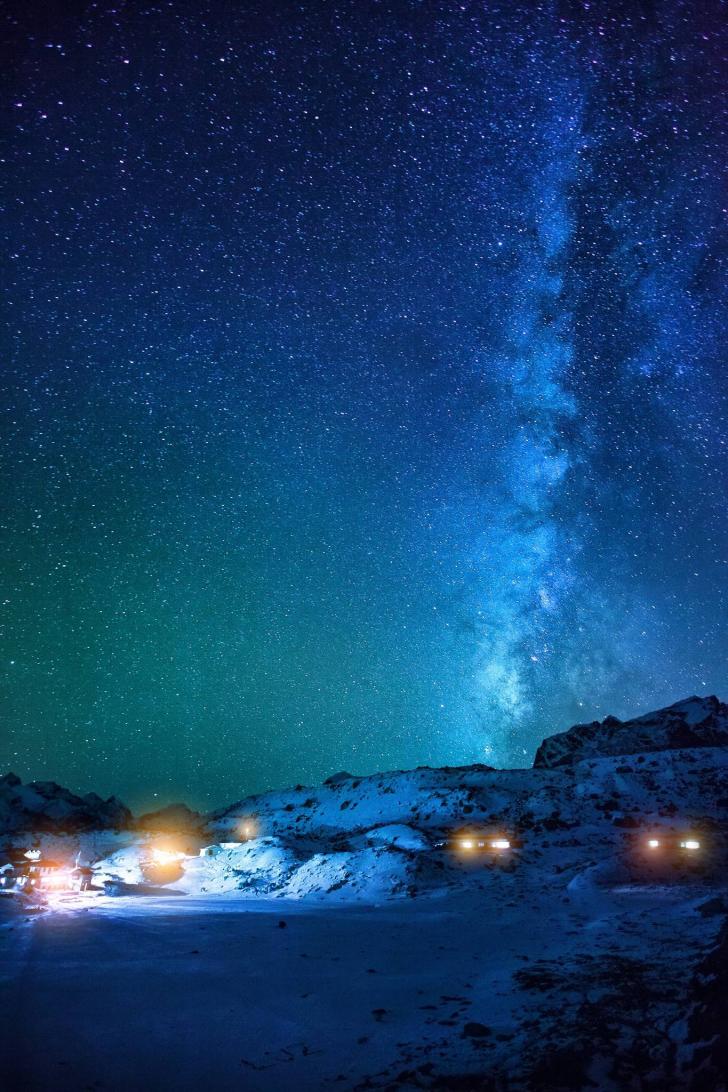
[1,0,726,809]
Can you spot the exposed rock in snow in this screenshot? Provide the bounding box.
[0,772,132,834]
[323,770,355,785]
[533,695,728,769]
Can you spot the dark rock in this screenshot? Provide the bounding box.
[324,771,355,786]
[136,803,202,832]
[682,917,728,1088]
[695,897,727,918]
[462,1022,492,1038]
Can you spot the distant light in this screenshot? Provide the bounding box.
[648,839,660,849]
[24,849,41,860]
[460,839,474,850]
[491,839,511,850]
[681,839,700,851]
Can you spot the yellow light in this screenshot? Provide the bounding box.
[681,839,700,851]
[648,839,660,848]
[151,848,184,865]
[460,839,474,850]
[491,839,510,850]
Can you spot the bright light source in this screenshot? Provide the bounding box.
[491,839,511,850]
[151,848,184,865]
[460,839,474,850]
[44,869,72,889]
[24,849,41,861]
[648,839,660,848]
[681,839,700,851]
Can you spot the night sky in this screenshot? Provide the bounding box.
[1,1,726,810]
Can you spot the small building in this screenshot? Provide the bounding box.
[199,842,242,857]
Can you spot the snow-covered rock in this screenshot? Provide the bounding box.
[533,695,728,769]
[0,772,132,834]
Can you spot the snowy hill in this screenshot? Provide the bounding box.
[0,772,132,834]
[123,694,722,903]
[4,695,727,902]
[192,747,725,901]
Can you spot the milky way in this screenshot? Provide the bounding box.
[1,1,726,807]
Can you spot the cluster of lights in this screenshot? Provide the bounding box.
[42,868,73,889]
[459,838,511,851]
[647,837,701,851]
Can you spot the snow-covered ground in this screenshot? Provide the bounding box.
[1,695,726,1089]
[0,873,724,1091]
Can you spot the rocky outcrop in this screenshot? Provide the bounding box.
[136,803,202,832]
[323,771,355,786]
[0,772,132,833]
[533,696,728,769]
[682,915,728,1090]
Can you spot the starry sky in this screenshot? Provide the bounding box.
[1,0,726,810]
